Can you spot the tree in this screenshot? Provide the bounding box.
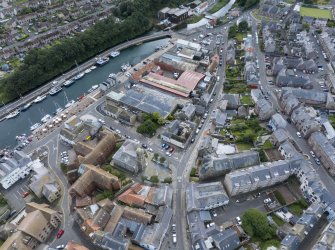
[190,167,197,177]
[163,177,172,183]
[238,21,248,33]
[137,119,157,135]
[159,156,166,163]
[150,175,159,183]
[242,209,276,240]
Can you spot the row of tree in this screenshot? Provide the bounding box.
[1,0,189,102]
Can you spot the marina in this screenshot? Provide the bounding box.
[0,38,169,147]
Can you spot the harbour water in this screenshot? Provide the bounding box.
[0,38,170,148]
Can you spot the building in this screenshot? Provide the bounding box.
[69,164,121,199]
[175,103,196,121]
[280,234,301,250]
[271,128,290,146]
[112,140,147,174]
[161,120,196,149]
[0,151,32,190]
[290,106,320,138]
[268,113,287,131]
[224,159,301,196]
[199,151,260,180]
[255,98,275,121]
[28,160,60,203]
[60,115,101,145]
[105,88,176,119]
[312,220,335,249]
[140,70,204,98]
[308,131,335,176]
[74,130,116,166]
[186,182,229,211]
[278,141,301,160]
[1,202,61,249]
[280,92,300,116]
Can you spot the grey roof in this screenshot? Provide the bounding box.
[276,75,312,88]
[279,140,301,160]
[186,182,229,211]
[269,113,287,130]
[272,128,290,144]
[212,109,227,127]
[211,228,240,250]
[152,185,173,207]
[199,151,260,180]
[221,94,240,109]
[282,87,327,104]
[98,231,129,250]
[281,234,301,250]
[112,140,140,173]
[199,210,212,221]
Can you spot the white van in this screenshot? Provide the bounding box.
[217,76,220,82]
[173,235,177,243]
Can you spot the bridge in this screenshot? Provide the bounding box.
[0,31,173,119]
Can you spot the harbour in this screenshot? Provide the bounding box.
[0,38,170,148]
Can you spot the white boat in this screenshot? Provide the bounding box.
[41,114,52,123]
[74,72,85,80]
[56,107,63,114]
[21,102,32,111]
[84,68,92,74]
[63,79,75,87]
[6,110,20,119]
[110,51,120,58]
[88,85,99,93]
[33,95,47,103]
[65,100,75,108]
[90,66,97,70]
[30,123,41,131]
[96,57,109,66]
[121,63,131,72]
[49,86,62,96]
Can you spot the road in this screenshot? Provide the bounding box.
[0,31,172,119]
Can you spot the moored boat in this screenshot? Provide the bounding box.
[65,100,75,108]
[110,51,120,58]
[74,72,85,80]
[96,57,109,66]
[21,102,32,111]
[30,123,41,131]
[33,95,47,103]
[49,86,62,96]
[41,114,52,123]
[63,79,75,87]
[6,110,20,119]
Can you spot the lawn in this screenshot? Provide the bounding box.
[328,114,335,127]
[237,143,253,151]
[272,214,285,226]
[288,199,309,216]
[300,7,332,19]
[262,139,274,150]
[208,0,230,14]
[241,95,254,106]
[235,33,245,42]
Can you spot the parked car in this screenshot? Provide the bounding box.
[211,210,217,217]
[142,144,148,149]
[56,245,65,250]
[264,198,272,204]
[315,158,321,165]
[56,229,64,239]
[296,132,302,138]
[172,235,177,243]
[310,151,315,158]
[169,147,174,153]
[236,217,242,225]
[115,129,121,134]
[191,138,195,143]
[148,148,153,152]
[172,224,176,233]
[22,192,29,198]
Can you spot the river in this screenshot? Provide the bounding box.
[0,38,170,148]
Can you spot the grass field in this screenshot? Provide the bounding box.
[300,7,332,19]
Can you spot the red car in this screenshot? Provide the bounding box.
[56,229,64,239]
[22,192,29,198]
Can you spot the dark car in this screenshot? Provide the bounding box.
[142,144,148,149]
[191,138,195,143]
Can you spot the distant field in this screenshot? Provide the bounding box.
[300,7,332,19]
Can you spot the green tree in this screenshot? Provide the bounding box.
[150,175,159,183]
[163,177,172,183]
[190,167,197,177]
[159,156,166,163]
[238,20,248,32]
[137,119,158,135]
[242,208,276,240]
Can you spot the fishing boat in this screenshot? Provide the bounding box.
[41,114,52,123]
[21,102,32,111]
[33,95,47,103]
[49,86,62,96]
[88,85,99,93]
[110,51,120,58]
[65,100,75,108]
[84,68,92,74]
[90,65,97,70]
[63,79,75,87]
[74,72,85,80]
[96,57,109,66]
[6,110,20,119]
[30,123,41,131]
